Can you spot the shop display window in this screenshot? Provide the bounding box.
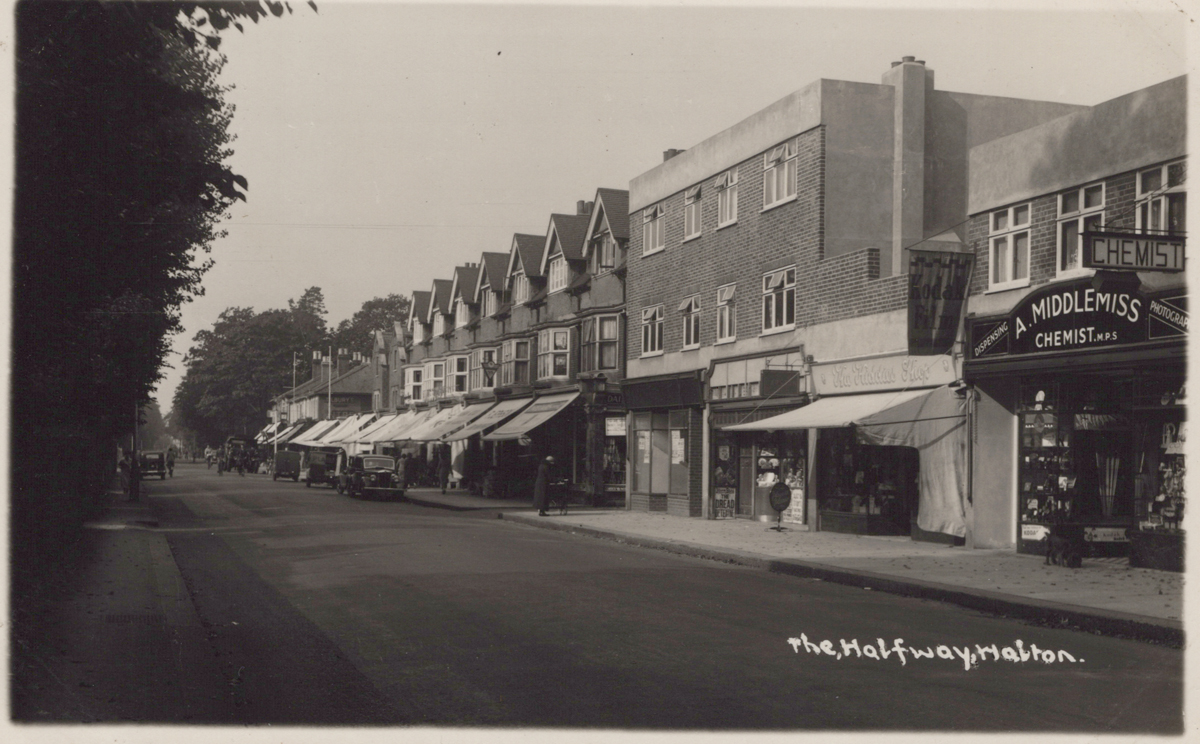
[1017,375,1184,559]
[816,429,916,534]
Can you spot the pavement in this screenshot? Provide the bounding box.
[404,487,1185,647]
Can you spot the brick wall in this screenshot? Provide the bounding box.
[969,169,1143,297]
[626,125,907,360]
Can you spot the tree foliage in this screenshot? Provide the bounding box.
[173,290,411,445]
[13,0,309,565]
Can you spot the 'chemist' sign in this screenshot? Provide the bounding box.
[1083,231,1185,272]
[1009,280,1144,354]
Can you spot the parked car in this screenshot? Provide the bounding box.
[139,450,167,480]
[304,448,341,488]
[337,454,404,500]
[272,450,302,482]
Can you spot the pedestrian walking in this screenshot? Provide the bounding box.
[439,445,452,494]
[166,448,175,478]
[128,452,141,502]
[533,455,554,516]
[118,451,131,495]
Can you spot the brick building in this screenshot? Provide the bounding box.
[388,189,631,501]
[962,75,1187,562]
[624,57,1092,538]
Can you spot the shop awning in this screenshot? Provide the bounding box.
[443,398,532,442]
[267,422,304,445]
[287,419,341,447]
[365,409,426,443]
[420,402,497,442]
[720,388,935,431]
[255,422,282,443]
[319,413,376,444]
[399,406,463,442]
[482,391,579,441]
[344,413,400,444]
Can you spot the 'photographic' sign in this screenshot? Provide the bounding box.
[1083,231,1185,272]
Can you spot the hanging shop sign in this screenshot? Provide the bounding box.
[968,280,1188,359]
[811,353,956,396]
[907,250,974,356]
[1082,231,1185,272]
[605,416,626,437]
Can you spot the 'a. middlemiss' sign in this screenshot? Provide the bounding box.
[1083,231,1185,272]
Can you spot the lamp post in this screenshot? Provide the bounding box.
[580,372,608,507]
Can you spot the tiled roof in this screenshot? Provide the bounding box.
[595,188,629,240]
[512,233,545,278]
[411,291,431,325]
[454,264,480,303]
[479,252,509,294]
[430,279,453,316]
[547,213,591,262]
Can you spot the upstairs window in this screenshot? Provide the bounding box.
[763,141,797,209]
[407,367,423,402]
[512,270,530,305]
[502,338,530,385]
[1137,160,1187,236]
[1058,183,1104,275]
[537,328,571,378]
[454,297,469,328]
[762,267,796,332]
[480,286,494,317]
[582,315,620,372]
[548,255,568,293]
[451,355,468,393]
[988,203,1031,290]
[427,362,445,399]
[643,204,665,255]
[641,305,664,355]
[715,169,739,227]
[683,185,702,240]
[470,347,499,389]
[432,313,447,337]
[679,295,701,349]
[591,232,617,272]
[716,284,736,343]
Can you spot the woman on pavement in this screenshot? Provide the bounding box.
[533,455,554,517]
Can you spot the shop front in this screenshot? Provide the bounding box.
[966,278,1187,565]
[623,371,704,515]
[725,353,965,541]
[708,350,808,522]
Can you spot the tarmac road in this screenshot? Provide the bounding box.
[30,462,1186,731]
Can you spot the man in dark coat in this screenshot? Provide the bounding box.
[533,455,555,516]
[438,444,452,494]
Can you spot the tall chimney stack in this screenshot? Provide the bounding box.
[663,148,685,162]
[311,350,323,382]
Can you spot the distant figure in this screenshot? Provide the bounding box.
[118,452,131,495]
[166,448,176,478]
[402,452,417,490]
[439,446,452,494]
[128,453,141,502]
[533,455,555,517]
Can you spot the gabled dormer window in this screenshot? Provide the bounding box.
[454,297,469,328]
[590,231,617,272]
[480,286,495,317]
[512,269,530,304]
[548,255,568,293]
[432,313,447,337]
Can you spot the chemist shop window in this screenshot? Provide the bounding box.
[1137,160,1187,236]
[988,203,1030,291]
[1057,183,1104,276]
[1015,379,1136,534]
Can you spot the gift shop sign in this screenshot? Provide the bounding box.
[811,354,956,396]
[969,280,1187,358]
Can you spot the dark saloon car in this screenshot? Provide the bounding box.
[337,454,404,500]
[139,451,167,480]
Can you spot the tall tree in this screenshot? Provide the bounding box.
[13,0,309,566]
[330,294,412,359]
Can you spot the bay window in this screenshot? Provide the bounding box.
[470,347,499,389]
[537,328,571,378]
[407,367,422,402]
[450,355,468,393]
[502,338,531,385]
[426,361,445,399]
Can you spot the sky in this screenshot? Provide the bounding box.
[154,0,1192,413]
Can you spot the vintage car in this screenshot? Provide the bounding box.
[272,450,302,482]
[304,448,341,488]
[139,450,168,480]
[337,454,404,500]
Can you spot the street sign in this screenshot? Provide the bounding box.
[1083,231,1185,272]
